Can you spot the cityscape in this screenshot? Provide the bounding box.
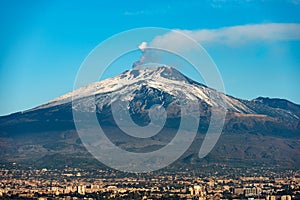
[0,164,299,200]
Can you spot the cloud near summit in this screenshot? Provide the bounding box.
[150,23,300,50]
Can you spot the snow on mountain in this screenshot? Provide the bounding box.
[34,66,254,113]
[2,68,300,170]
[34,66,255,114]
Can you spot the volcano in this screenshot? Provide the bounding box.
[0,66,299,170]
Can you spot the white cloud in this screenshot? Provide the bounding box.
[150,30,199,52]
[150,23,300,48]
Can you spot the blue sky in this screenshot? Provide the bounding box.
[0,0,300,115]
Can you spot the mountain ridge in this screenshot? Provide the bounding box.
[0,66,299,170]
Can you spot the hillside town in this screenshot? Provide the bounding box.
[0,165,299,200]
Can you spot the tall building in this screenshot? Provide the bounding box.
[77,185,86,195]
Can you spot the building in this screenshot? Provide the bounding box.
[244,187,261,197]
[281,195,291,200]
[266,195,276,200]
[234,187,244,195]
[77,185,86,195]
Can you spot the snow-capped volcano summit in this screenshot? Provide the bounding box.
[36,66,253,114]
[33,65,299,122]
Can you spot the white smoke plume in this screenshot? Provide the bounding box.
[132,42,148,69]
[138,42,147,52]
